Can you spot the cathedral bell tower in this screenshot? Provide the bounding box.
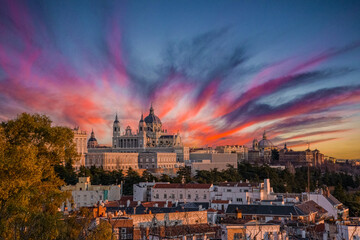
[112,113,121,148]
[139,113,147,148]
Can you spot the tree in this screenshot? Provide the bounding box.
[0,113,78,239]
[123,168,142,195]
[271,149,279,162]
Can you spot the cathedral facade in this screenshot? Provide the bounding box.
[86,106,189,170]
[112,105,182,149]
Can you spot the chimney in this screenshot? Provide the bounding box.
[264,179,271,196]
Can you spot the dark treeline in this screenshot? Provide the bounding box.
[55,163,360,216]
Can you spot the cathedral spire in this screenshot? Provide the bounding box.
[91,129,95,138]
[150,103,154,114]
[114,113,119,123]
[263,130,267,140]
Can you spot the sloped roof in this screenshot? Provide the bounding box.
[226,204,306,216]
[326,194,341,206]
[296,200,327,215]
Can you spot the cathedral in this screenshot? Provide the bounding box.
[86,105,188,169]
[112,105,182,149]
[248,131,276,164]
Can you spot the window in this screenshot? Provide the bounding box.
[244,190,248,192]
[236,198,242,202]
[227,189,232,192]
[171,194,175,199]
[156,194,159,199]
[188,194,191,199]
[164,194,167,198]
[233,233,243,240]
[203,194,207,199]
[180,194,183,199]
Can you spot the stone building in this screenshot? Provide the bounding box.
[279,143,325,167]
[87,129,98,148]
[215,145,248,162]
[248,131,275,164]
[86,152,139,171]
[138,152,178,169]
[87,106,189,166]
[112,105,182,149]
[189,153,238,173]
[72,127,87,170]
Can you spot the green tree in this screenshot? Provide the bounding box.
[0,113,78,239]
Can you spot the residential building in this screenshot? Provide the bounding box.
[303,188,349,219]
[133,182,170,202]
[151,183,213,203]
[61,177,121,211]
[336,222,360,240]
[226,204,307,222]
[211,179,275,204]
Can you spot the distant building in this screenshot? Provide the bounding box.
[151,183,213,203]
[86,106,190,170]
[189,153,237,173]
[215,145,248,162]
[248,131,276,164]
[87,129,98,148]
[279,143,324,167]
[85,152,139,170]
[72,127,87,170]
[61,177,121,211]
[138,152,178,169]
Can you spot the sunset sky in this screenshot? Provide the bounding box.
[0,0,360,158]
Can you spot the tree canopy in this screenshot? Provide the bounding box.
[0,113,77,239]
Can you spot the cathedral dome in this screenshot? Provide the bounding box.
[258,131,273,149]
[87,129,98,148]
[259,139,273,148]
[144,106,162,124]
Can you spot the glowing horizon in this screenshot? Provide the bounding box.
[0,0,360,159]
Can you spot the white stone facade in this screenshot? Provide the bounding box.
[211,179,274,204]
[133,182,170,202]
[151,183,213,203]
